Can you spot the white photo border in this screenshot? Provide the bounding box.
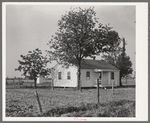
[2,2,148,121]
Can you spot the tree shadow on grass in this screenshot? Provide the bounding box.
[81,84,135,90]
[115,84,135,89]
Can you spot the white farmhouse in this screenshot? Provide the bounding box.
[51,59,120,88]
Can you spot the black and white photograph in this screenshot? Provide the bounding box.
[2,2,148,121]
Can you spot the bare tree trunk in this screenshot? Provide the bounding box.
[77,60,82,91]
[119,72,122,86]
[34,78,42,114]
[34,78,37,89]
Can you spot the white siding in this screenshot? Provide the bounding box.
[109,71,120,87]
[80,70,120,87]
[80,69,99,87]
[114,71,120,86]
[102,72,109,86]
[52,65,78,87]
[108,72,111,85]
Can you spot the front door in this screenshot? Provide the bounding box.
[102,72,109,85]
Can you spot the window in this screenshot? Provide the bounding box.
[111,72,114,79]
[86,71,90,79]
[99,72,101,79]
[58,72,62,80]
[67,72,71,80]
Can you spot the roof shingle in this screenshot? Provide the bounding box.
[81,59,119,70]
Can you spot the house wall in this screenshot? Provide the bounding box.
[52,65,78,87]
[80,70,120,87]
[114,71,120,86]
[51,64,120,87]
[80,69,99,87]
[102,72,109,86]
[108,71,120,87]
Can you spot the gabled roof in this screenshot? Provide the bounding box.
[81,59,119,70]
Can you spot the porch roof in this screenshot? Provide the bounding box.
[81,59,119,71]
[94,69,119,72]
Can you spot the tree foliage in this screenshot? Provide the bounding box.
[15,48,49,82]
[102,38,133,85]
[47,7,118,90]
[103,53,132,76]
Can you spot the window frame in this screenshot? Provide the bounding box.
[58,72,62,80]
[99,72,102,79]
[67,71,71,80]
[111,72,114,80]
[86,71,90,79]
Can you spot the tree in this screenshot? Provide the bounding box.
[16,48,49,87]
[102,38,133,86]
[47,7,115,90]
[15,48,49,114]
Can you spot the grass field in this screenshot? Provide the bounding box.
[6,79,135,117]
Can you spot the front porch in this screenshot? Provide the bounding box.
[94,69,120,87]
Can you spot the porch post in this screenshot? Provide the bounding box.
[101,70,103,87]
[97,78,100,104]
[112,79,114,94]
[111,72,114,94]
[109,72,111,85]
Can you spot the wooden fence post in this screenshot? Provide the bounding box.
[97,79,100,104]
[34,89,43,114]
[52,79,54,90]
[112,80,114,94]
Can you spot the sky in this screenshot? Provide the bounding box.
[5,3,135,78]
